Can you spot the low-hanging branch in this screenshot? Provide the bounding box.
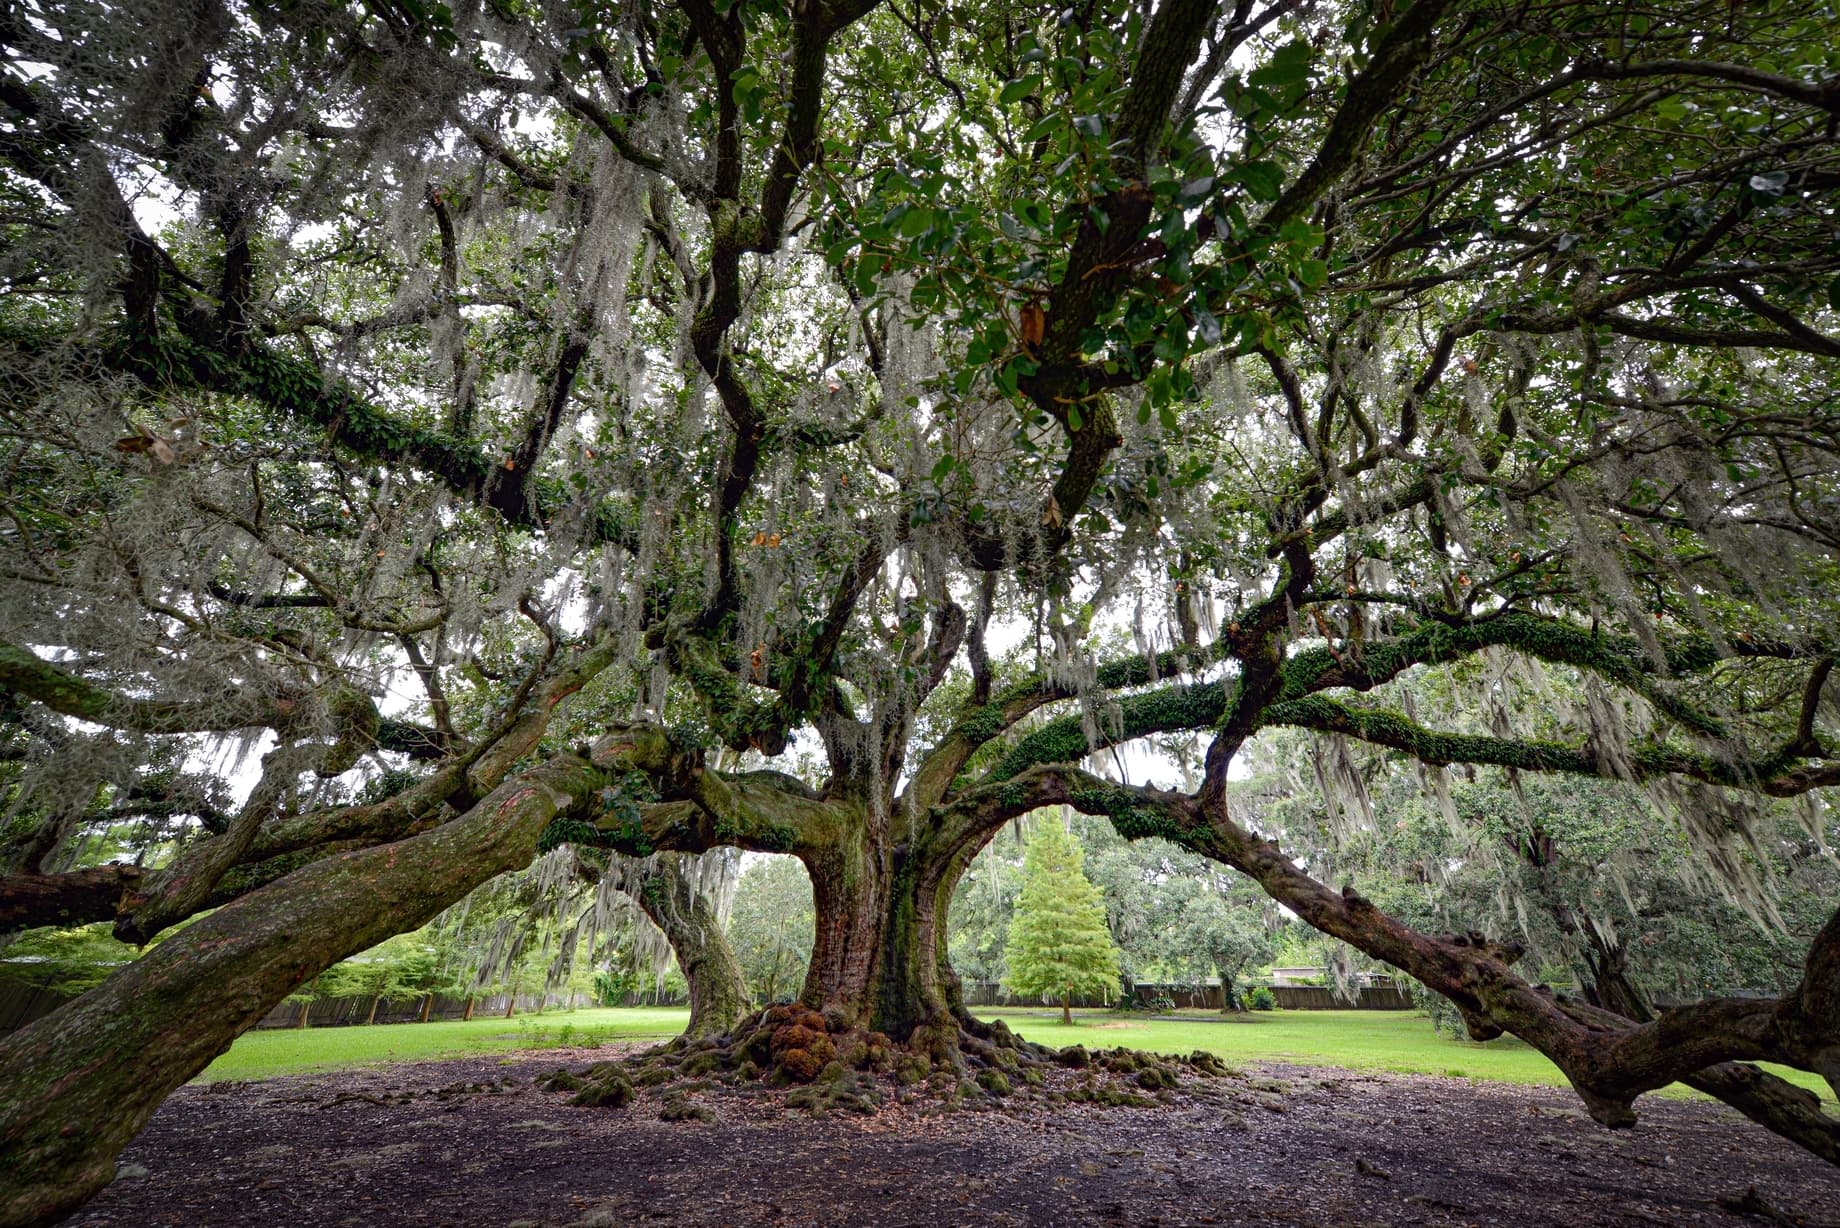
[1009,762,1840,1144]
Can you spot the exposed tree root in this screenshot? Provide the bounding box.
[1716,1184,1805,1227]
[542,1006,1249,1118]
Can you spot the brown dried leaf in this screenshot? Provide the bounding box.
[1019,302,1045,347]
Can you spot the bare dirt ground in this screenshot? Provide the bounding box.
[58,1044,1840,1228]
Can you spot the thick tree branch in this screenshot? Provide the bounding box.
[0,865,144,935]
[0,751,600,1227]
[0,635,284,736]
[1263,693,1839,797]
[1262,0,1455,232]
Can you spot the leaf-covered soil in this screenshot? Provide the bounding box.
[57,1043,1840,1227]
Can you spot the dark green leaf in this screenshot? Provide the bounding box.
[1000,76,1043,105]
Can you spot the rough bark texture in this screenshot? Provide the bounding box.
[626,854,753,1040]
[798,831,890,1030]
[0,756,596,1228]
[0,865,142,934]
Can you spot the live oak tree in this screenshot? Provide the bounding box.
[1002,814,1121,1023]
[4,0,1840,1222]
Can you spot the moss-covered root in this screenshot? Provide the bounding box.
[544,1013,1237,1119]
[548,1005,904,1112]
[545,1064,633,1108]
[1075,1046,1242,1100]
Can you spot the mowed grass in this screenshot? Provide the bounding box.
[195,1007,687,1083]
[983,1007,1835,1103]
[198,1005,1833,1105]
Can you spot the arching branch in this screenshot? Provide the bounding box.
[0,866,144,935]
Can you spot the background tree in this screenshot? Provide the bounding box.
[725,855,815,1005]
[1160,875,1276,1011]
[947,822,1025,992]
[1003,815,1122,1024]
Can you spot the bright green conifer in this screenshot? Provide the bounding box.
[1004,814,1121,1024]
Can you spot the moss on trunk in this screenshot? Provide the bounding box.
[628,854,753,1040]
[0,756,596,1228]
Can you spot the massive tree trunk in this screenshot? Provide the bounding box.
[0,755,595,1228]
[625,854,753,1039]
[586,732,967,1048]
[795,827,979,1051]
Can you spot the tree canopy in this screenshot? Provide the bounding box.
[3,0,1840,1220]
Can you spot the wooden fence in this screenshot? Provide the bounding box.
[246,988,688,1029]
[1271,984,1412,1010]
[0,982,70,1032]
[960,980,1413,1011]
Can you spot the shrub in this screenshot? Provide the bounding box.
[1245,986,1277,1011]
[1403,979,1464,1037]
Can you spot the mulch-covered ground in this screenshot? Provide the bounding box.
[58,1044,1840,1227]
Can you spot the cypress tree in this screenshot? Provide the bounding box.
[1003,816,1122,1024]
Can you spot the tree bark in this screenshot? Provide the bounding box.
[624,854,752,1039]
[1062,988,1072,1026]
[0,865,143,934]
[798,833,890,1028]
[796,837,972,1048]
[0,755,595,1228]
[1217,964,1238,1014]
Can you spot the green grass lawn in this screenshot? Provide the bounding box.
[195,1007,687,1083]
[983,1006,1834,1102]
[198,1004,1833,1105]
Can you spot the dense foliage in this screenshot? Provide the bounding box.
[3,0,1840,1220]
[1001,814,1121,1021]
